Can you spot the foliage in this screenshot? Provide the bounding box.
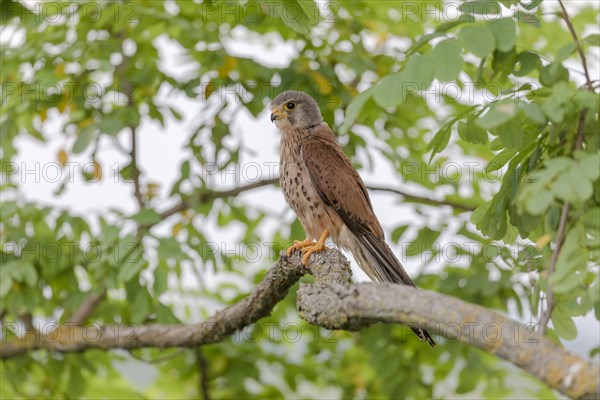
[1,0,598,398]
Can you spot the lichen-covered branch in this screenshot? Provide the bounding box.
[296,274,599,399]
[0,253,306,359]
[1,250,597,399]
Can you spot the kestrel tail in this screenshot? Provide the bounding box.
[270,90,435,347]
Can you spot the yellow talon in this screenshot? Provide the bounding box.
[301,229,330,265]
[286,237,314,257]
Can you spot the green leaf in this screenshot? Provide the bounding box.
[373,73,405,108]
[458,117,488,144]
[513,51,542,77]
[130,288,151,324]
[427,124,452,162]
[521,103,546,124]
[97,117,124,136]
[524,189,553,215]
[181,160,190,179]
[487,18,516,52]
[555,42,577,64]
[574,90,599,111]
[541,85,572,124]
[131,209,162,225]
[584,33,600,47]
[552,160,596,203]
[494,118,523,149]
[576,152,600,180]
[117,260,146,283]
[485,148,518,172]
[459,25,496,58]
[20,262,38,287]
[153,263,169,296]
[340,88,373,133]
[295,0,320,25]
[489,136,505,151]
[406,227,440,255]
[551,307,578,340]
[431,39,463,82]
[0,275,12,297]
[275,0,319,35]
[391,226,409,243]
[158,237,184,260]
[539,63,569,87]
[515,10,541,27]
[403,54,434,88]
[119,163,139,181]
[459,0,501,15]
[552,273,581,294]
[477,100,518,129]
[73,126,96,154]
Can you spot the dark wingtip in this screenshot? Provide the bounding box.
[414,327,436,348]
[421,329,436,348]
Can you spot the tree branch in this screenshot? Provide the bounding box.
[557,0,593,91]
[67,291,107,325]
[297,274,598,399]
[130,126,144,209]
[0,252,307,359]
[196,347,211,400]
[156,177,279,224]
[366,185,478,212]
[538,201,570,334]
[1,250,596,398]
[157,178,476,227]
[539,82,589,334]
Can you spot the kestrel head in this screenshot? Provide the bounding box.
[270,91,323,130]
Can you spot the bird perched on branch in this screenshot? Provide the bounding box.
[270,90,435,347]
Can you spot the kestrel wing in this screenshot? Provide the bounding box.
[300,129,418,287]
[300,131,384,239]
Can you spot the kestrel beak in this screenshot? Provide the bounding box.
[270,107,286,123]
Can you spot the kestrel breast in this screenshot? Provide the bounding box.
[280,137,334,241]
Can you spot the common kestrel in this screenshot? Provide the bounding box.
[270,90,435,347]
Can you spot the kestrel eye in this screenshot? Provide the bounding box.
[285,102,296,110]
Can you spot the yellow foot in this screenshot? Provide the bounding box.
[286,237,314,257]
[301,229,330,265]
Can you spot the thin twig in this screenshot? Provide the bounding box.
[539,110,587,334]
[538,201,570,334]
[557,0,593,91]
[157,178,476,228]
[538,0,592,336]
[130,126,144,208]
[196,347,211,400]
[68,292,107,325]
[20,313,34,332]
[155,177,279,224]
[574,109,588,151]
[366,185,478,212]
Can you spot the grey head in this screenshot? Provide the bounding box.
[270,91,323,130]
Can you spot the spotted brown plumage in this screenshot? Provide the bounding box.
[271,90,435,347]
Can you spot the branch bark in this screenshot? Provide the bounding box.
[557,0,593,92]
[196,347,211,400]
[296,254,598,399]
[156,177,279,224]
[1,250,596,399]
[366,184,478,212]
[157,177,477,226]
[130,126,144,209]
[0,253,307,358]
[68,291,107,325]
